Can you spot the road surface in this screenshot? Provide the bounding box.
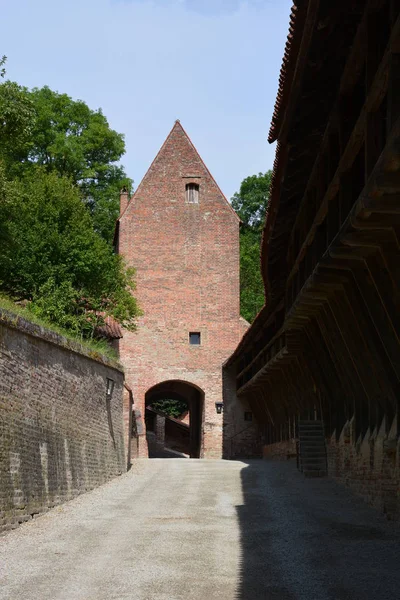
[1,459,400,600]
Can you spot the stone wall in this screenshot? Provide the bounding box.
[0,310,125,534]
[327,417,400,520]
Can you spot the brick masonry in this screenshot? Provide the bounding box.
[262,440,297,461]
[222,363,262,459]
[117,121,246,458]
[0,310,125,534]
[257,418,400,519]
[327,417,400,520]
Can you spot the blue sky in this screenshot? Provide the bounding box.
[2,0,291,199]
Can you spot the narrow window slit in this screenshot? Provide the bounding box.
[189,332,201,345]
[186,183,199,203]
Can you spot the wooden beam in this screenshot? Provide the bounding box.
[362,193,400,213]
[387,52,400,134]
[287,13,400,289]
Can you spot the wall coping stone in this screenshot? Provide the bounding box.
[0,308,124,373]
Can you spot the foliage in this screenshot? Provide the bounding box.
[0,168,140,337]
[231,171,272,322]
[0,83,131,243]
[231,171,271,232]
[150,399,188,419]
[0,55,6,78]
[0,80,35,169]
[0,293,119,362]
[0,65,140,339]
[239,228,265,323]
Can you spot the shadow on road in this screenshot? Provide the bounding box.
[235,459,400,600]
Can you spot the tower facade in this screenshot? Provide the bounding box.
[117,121,247,458]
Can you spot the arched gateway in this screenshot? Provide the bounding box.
[145,380,204,458]
[115,121,248,459]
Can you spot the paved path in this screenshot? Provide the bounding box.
[1,460,400,600]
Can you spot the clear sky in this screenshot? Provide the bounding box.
[2,0,291,199]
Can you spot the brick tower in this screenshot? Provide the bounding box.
[116,121,247,458]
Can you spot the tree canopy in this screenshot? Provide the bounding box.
[231,171,271,232]
[0,168,140,336]
[0,56,6,78]
[0,63,140,339]
[0,81,35,169]
[150,399,188,419]
[231,171,271,323]
[0,82,131,243]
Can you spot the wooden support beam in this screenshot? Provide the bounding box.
[325,260,400,376]
[341,229,400,296]
[286,14,400,293]
[330,291,379,407]
[305,320,350,424]
[362,193,400,213]
[364,252,400,344]
[387,53,400,134]
[337,276,398,419]
[350,212,400,229]
[319,265,398,416]
[390,0,400,29]
[365,109,385,179]
[374,170,400,193]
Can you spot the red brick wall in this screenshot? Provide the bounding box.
[327,418,400,520]
[222,364,262,459]
[165,418,190,455]
[262,440,297,460]
[118,122,244,458]
[179,411,190,425]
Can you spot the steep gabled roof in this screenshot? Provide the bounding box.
[118,120,240,222]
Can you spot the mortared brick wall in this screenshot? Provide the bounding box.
[117,121,245,458]
[0,310,125,534]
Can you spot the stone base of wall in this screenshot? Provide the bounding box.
[137,435,149,458]
[327,417,400,520]
[262,439,297,460]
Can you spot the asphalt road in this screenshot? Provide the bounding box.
[1,459,400,600]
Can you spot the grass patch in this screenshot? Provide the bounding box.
[0,294,119,362]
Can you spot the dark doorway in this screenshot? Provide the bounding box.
[145,380,205,458]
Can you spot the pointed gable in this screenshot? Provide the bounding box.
[117,122,243,461]
[119,121,239,222]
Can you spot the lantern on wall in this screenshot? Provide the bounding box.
[215,401,223,414]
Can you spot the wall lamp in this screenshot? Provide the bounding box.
[106,378,115,400]
[215,401,224,414]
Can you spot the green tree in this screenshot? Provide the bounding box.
[231,171,271,322]
[150,399,188,419]
[231,171,271,231]
[0,80,35,169]
[0,169,140,337]
[1,55,6,78]
[1,84,131,242]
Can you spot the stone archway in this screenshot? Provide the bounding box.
[145,380,205,458]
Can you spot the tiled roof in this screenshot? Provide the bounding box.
[268,1,307,143]
[95,315,123,340]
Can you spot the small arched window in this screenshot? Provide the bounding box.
[186,183,199,204]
